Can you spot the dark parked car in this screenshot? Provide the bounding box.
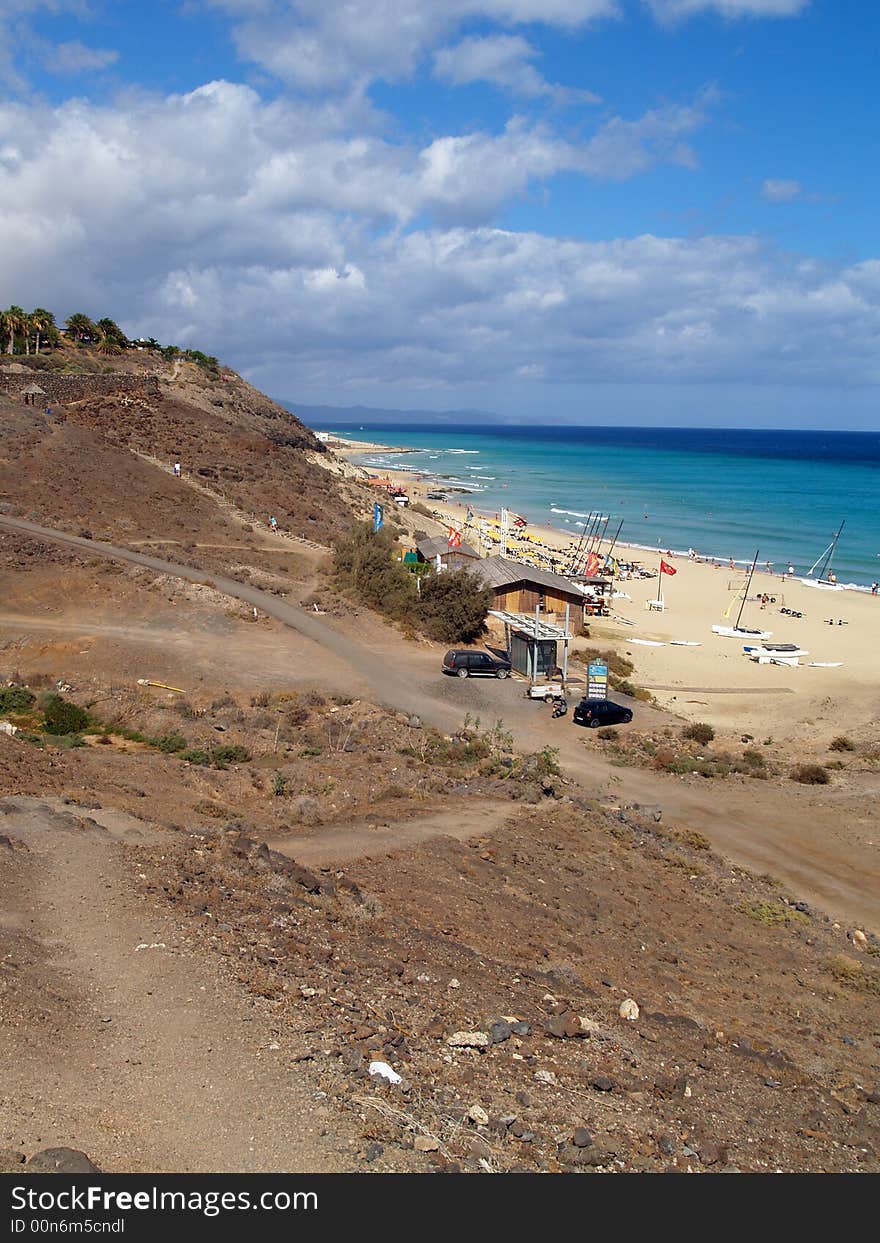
[572,697,633,728]
[442,650,511,679]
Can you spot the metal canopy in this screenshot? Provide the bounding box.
[488,610,573,641]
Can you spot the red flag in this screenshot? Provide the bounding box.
[584,552,600,577]
[447,527,462,548]
[660,558,677,576]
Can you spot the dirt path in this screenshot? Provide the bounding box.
[0,611,358,695]
[2,515,878,930]
[269,800,514,867]
[0,797,375,1172]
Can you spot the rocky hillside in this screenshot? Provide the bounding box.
[0,342,356,553]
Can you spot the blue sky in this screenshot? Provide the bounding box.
[1,1,877,427]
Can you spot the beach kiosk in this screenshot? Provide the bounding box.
[488,609,573,682]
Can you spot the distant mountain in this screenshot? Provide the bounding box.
[283,402,503,427]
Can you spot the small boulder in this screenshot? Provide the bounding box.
[545,1011,582,1039]
[489,1020,512,1044]
[27,1148,100,1174]
[447,1031,489,1049]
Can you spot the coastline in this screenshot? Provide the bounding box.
[324,431,880,738]
[332,432,874,591]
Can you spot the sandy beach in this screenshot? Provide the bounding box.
[334,436,880,743]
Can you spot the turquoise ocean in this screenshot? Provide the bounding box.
[319,424,880,589]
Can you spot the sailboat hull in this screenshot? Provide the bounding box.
[798,578,844,591]
[712,625,772,640]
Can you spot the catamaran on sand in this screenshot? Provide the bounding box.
[711,549,773,640]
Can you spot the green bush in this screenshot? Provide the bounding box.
[741,748,766,768]
[790,764,830,785]
[683,722,715,746]
[152,733,187,753]
[0,685,35,713]
[829,735,855,752]
[41,694,90,735]
[211,744,250,767]
[416,567,492,644]
[739,900,809,927]
[532,746,561,778]
[334,523,491,643]
[333,523,416,619]
[179,748,212,766]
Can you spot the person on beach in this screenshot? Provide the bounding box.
[872,582,878,595]
[729,558,735,570]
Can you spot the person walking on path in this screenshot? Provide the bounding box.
[173,462,181,478]
[269,515,278,533]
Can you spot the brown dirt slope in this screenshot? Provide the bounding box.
[0,344,354,552]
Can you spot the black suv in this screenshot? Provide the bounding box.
[572,697,633,728]
[442,650,511,679]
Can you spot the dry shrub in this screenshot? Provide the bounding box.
[790,764,829,785]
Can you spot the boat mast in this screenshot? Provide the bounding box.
[605,518,624,566]
[594,514,611,557]
[566,511,593,576]
[735,549,759,632]
[817,519,845,582]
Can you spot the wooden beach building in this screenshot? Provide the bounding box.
[467,556,588,633]
[415,535,481,571]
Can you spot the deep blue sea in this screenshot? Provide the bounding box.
[320,424,880,588]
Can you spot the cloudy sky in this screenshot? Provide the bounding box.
[1,1,877,427]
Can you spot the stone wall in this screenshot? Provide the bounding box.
[0,371,160,404]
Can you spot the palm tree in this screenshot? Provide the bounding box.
[30,308,55,355]
[65,312,95,344]
[96,317,128,353]
[3,305,25,354]
[22,311,34,355]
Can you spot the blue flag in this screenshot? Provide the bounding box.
[373,502,384,533]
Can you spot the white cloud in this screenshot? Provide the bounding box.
[761,177,802,202]
[209,0,620,90]
[0,2,108,87]
[37,38,118,73]
[0,82,876,403]
[433,33,600,103]
[646,1,809,19]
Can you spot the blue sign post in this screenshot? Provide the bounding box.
[373,502,384,533]
[588,661,608,699]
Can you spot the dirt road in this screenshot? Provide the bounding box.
[269,801,515,867]
[0,796,388,1172]
[2,514,878,929]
